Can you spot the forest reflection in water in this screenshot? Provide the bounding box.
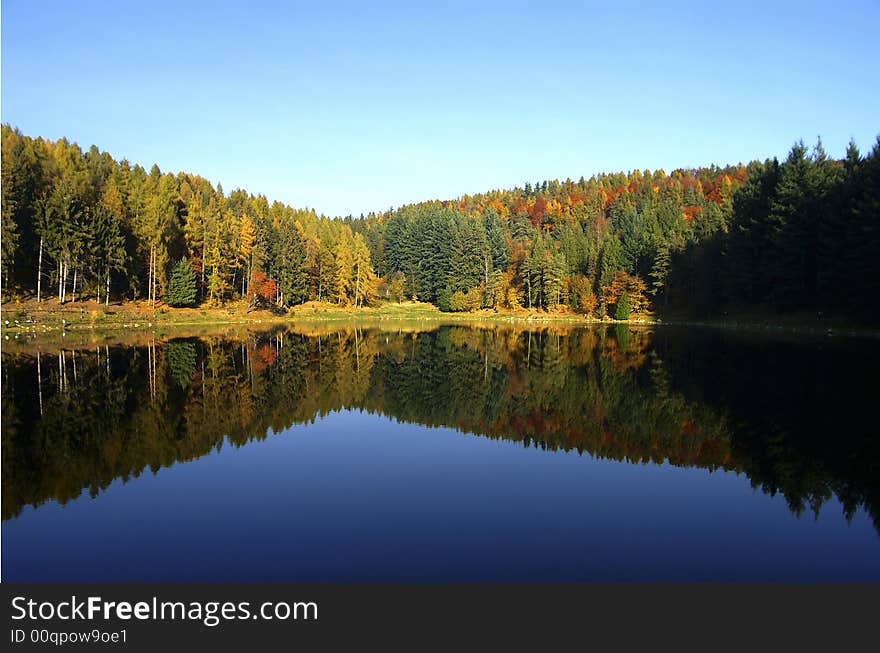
[3,322,878,539]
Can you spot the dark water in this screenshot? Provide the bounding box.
[2,324,879,581]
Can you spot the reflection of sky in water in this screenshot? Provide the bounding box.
[5,410,879,582]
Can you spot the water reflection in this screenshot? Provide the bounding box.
[2,324,878,536]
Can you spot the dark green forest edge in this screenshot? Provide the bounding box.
[3,325,878,533]
[2,125,879,324]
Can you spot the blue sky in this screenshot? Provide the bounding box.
[3,0,878,217]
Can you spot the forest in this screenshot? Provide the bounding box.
[3,325,877,532]
[2,124,878,321]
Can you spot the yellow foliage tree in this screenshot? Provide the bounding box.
[602,270,649,315]
[238,214,255,297]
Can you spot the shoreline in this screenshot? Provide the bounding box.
[1,299,877,342]
[0,298,656,330]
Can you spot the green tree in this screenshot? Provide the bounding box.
[91,204,127,304]
[614,290,631,320]
[274,219,308,307]
[650,246,671,302]
[166,257,198,307]
[449,216,488,292]
[484,208,510,271]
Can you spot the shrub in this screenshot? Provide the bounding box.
[463,288,482,312]
[448,290,467,312]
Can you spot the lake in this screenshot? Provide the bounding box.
[2,323,879,581]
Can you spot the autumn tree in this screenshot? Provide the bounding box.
[603,270,649,316]
[238,214,256,297]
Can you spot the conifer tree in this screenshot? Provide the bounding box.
[166,257,197,307]
[614,290,631,320]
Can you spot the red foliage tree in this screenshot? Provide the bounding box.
[249,270,278,302]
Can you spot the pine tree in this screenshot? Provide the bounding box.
[650,246,671,300]
[273,219,308,307]
[614,290,631,320]
[166,257,197,307]
[448,216,488,292]
[484,208,510,271]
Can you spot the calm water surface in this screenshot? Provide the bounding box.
[2,324,879,581]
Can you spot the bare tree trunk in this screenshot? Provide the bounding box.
[147,246,153,306]
[71,267,77,303]
[36,238,43,302]
[105,267,110,306]
[62,259,68,304]
[151,249,156,307]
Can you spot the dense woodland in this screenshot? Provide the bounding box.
[3,326,878,531]
[2,125,878,321]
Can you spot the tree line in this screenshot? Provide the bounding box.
[1,125,377,309]
[2,125,878,321]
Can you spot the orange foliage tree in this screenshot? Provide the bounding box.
[602,270,649,315]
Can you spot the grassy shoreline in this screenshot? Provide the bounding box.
[0,298,651,331]
[2,298,877,343]
[0,298,639,352]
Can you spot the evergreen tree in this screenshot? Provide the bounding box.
[166,257,197,307]
[449,216,488,292]
[724,158,780,304]
[650,246,671,300]
[484,208,510,271]
[274,219,308,307]
[614,290,631,320]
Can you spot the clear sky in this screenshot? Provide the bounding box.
[3,0,878,217]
